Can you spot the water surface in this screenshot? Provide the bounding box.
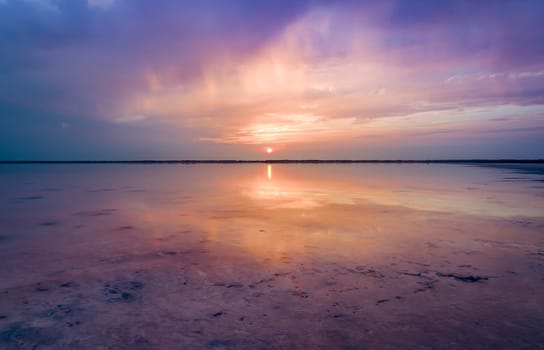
[0,163,543,349]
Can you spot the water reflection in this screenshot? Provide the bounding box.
[0,163,543,349]
[241,164,544,216]
[212,163,544,263]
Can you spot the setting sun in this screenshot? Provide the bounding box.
[266,147,273,154]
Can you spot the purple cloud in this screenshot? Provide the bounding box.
[0,0,543,159]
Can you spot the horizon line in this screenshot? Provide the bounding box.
[1,159,543,164]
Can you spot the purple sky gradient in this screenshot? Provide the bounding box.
[1,0,543,159]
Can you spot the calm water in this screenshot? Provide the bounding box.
[0,163,543,349]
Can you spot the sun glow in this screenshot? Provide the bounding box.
[266,147,273,154]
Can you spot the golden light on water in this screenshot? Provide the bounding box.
[267,164,272,180]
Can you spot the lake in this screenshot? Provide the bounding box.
[0,163,543,349]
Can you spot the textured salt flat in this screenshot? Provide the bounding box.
[0,164,543,349]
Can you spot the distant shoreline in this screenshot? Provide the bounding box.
[1,159,543,164]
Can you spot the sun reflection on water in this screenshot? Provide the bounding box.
[2,163,540,268]
[239,164,544,216]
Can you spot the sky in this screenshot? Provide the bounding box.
[1,0,544,160]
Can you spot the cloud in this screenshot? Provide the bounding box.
[0,0,311,112]
[1,0,543,158]
[113,114,147,124]
[200,113,361,144]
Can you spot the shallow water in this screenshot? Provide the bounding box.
[0,163,543,349]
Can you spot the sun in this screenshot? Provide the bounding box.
[266,147,273,154]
